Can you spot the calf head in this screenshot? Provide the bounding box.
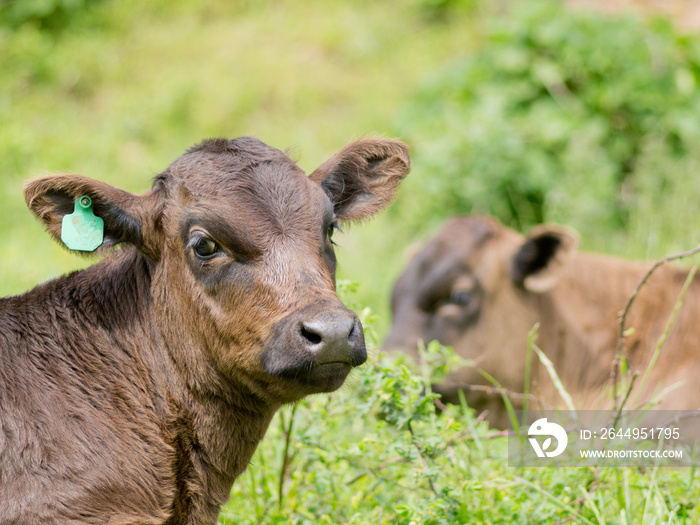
[384,216,577,407]
[25,137,410,406]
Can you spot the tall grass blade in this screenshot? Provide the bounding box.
[515,477,597,525]
[531,342,577,417]
[579,485,606,525]
[523,323,536,427]
[630,265,697,409]
[479,369,520,434]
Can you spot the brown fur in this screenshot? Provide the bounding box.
[0,136,410,524]
[385,215,700,428]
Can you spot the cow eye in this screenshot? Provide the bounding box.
[445,290,472,307]
[192,237,220,259]
[327,220,342,245]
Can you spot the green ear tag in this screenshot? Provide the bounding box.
[61,195,104,252]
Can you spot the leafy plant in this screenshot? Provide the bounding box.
[394,0,700,251]
[219,289,700,524]
[0,0,100,31]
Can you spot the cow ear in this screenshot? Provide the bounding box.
[511,224,579,293]
[309,138,410,221]
[24,174,161,257]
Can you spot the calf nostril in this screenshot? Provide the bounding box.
[300,324,323,345]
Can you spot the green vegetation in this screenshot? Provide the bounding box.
[3,0,700,523]
[219,291,700,524]
[393,0,700,263]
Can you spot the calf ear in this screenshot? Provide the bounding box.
[511,224,579,293]
[24,174,160,257]
[309,138,410,221]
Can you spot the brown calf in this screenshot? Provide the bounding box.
[385,215,700,428]
[0,136,410,524]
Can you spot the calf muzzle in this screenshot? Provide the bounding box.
[263,306,367,393]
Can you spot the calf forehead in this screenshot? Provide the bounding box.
[163,137,331,231]
[167,137,304,195]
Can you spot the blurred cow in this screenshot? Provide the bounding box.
[384,215,700,427]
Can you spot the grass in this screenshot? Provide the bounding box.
[218,334,700,524]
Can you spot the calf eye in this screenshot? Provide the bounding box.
[192,237,220,259]
[328,220,341,245]
[445,290,472,307]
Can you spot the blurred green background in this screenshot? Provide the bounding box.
[3,0,700,338]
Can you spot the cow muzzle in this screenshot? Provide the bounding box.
[263,306,367,393]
